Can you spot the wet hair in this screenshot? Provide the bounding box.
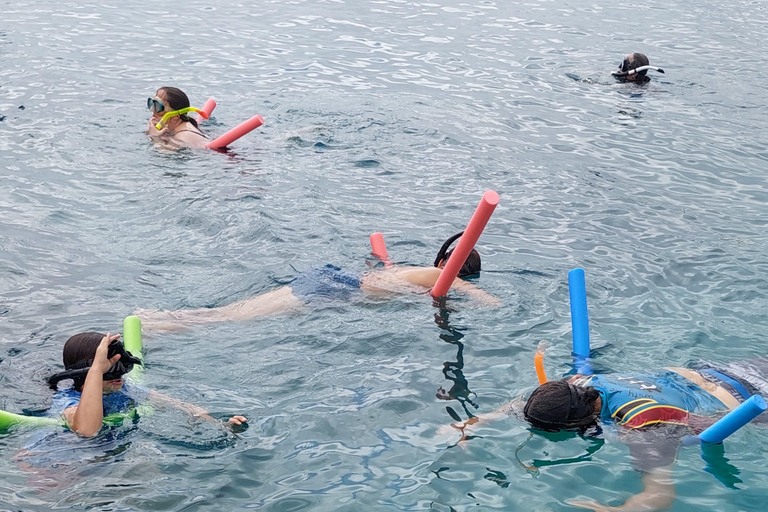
[621,53,650,79]
[60,332,105,391]
[157,86,199,129]
[523,380,601,431]
[49,332,141,391]
[433,231,482,278]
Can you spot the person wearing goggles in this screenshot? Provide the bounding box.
[612,52,665,82]
[48,332,246,437]
[441,358,768,511]
[147,86,209,148]
[134,233,500,332]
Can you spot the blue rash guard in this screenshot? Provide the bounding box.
[48,381,148,418]
[18,382,149,467]
[569,372,728,429]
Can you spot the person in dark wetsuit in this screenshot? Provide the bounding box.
[446,360,768,511]
[135,233,500,332]
[146,86,209,148]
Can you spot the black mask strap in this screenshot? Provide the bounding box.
[434,231,464,268]
[48,340,142,389]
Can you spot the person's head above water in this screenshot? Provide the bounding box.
[48,332,142,392]
[147,86,199,130]
[523,380,602,431]
[433,231,482,278]
[612,53,664,82]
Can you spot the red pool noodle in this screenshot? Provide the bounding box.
[205,114,264,149]
[196,98,217,122]
[431,190,499,298]
[370,233,392,267]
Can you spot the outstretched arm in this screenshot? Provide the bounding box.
[568,467,675,512]
[438,399,518,445]
[147,390,247,427]
[447,277,501,306]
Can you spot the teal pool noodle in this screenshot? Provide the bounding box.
[699,395,767,444]
[568,269,590,358]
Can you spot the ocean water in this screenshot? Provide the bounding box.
[1,0,767,510]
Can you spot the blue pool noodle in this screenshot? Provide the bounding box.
[699,395,767,444]
[568,269,590,358]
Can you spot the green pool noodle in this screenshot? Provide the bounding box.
[123,315,144,381]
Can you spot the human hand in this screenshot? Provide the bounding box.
[228,415,247,426]
[92,333,122,374]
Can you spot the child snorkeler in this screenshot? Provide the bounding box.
[47,332,246,437]
[136,232,501,332]
[146,86,210,149]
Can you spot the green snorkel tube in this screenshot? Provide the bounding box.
[155,107,209,130]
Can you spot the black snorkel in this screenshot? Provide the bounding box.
[434,231,480,278]
[48,339,142,389]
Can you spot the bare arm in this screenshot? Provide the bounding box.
[448,277,501,306]
[148,390,247,426]
[438,399,518,444]
[568,467,675,512]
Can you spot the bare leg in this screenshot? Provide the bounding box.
[136,286,305,332]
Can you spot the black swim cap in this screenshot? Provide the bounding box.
[48,339,142,389]
[523,381,601,431]
[433,232,481,278]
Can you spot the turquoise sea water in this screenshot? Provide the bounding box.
[2,0,767,510]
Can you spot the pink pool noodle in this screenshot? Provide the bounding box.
[205,114,264,149]
[370,233,392,267]
[196,98,217,122]
[431,190,499,298]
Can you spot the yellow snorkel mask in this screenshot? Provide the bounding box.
[155,107,209,130]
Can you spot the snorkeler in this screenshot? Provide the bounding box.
[136,232,500,332]
[444,357,768,511]
[612,52,665,82]
[146,86,210,149]
[48,332,246,437]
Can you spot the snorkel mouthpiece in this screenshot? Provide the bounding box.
[155,107,208,130]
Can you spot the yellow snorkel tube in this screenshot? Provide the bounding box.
[155,107,209,130]
[534,340,548,385]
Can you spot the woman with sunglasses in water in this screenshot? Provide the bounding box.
[135,232,500,332]
[146,87,209,149]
